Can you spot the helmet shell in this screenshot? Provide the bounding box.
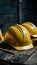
[4,24,33,50]
[22,22,37,37]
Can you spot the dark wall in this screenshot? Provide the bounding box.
[0,0,18,24]
[19,0,37,26]
[0,0,37,34]
[0,0,18,34]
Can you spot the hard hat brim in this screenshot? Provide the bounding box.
[13,43,33,50]
[6,41,33,50]
[31,34,37,38]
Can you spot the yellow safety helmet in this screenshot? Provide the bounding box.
[4,24,33,50]
[22,22,37,38]
[0,29,4,43]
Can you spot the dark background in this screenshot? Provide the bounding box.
[0,0,37,34]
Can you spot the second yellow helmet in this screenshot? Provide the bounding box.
[22,22,37,37]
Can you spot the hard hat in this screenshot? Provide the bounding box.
[4,24,33,50]
[0,29,4,43]
[22,22,37,38]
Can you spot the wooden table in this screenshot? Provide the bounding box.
[0,42,37,65]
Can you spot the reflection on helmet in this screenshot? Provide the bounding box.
[0,29,4,43]
[22,22,37,37]
[4,24,33,50]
